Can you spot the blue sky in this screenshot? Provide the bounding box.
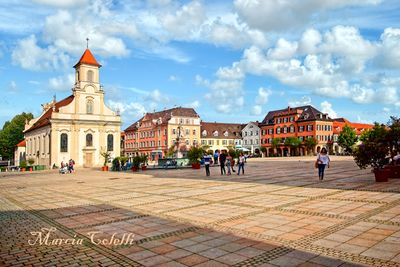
[1,0,400,129]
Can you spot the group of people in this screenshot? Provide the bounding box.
[203,150,246,177]
[60,159,75,174]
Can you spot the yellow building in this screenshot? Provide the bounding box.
[24,48,121,168]
[200,122,243,152]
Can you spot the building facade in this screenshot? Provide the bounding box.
[14,140,26,166]
[241,121,261,154]
[332,118,374,154]
[124,107,200,160]
[24,48,121,168]
[200,122,243,152]
[260,106,333,156]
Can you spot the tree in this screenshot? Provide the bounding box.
[304,137,317,155]
[271,138,282,156]
[0,112,33,160]
[337,124,358,153]
[387,116,400,154]
[284,137,301,156]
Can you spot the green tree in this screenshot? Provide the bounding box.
[284,137,301,156]
[387,116,400,154]
[337,124,358,153]
[0,112,33,160]
[271,138,282,156]
[304,137,317,155]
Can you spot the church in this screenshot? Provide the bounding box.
[23,48,121,168]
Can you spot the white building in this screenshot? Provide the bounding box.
[23,48,121,168]
[241,121,261,154]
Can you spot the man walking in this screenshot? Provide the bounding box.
[203,153,212,176]
[219,150,226,175]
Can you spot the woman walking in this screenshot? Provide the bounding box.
[316,148,330,180]
[226,153,232,175]
[237,153,245,175]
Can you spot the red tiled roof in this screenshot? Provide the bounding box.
[16,140,26,147]
[201,122,242,139]
[124,107,199,132]
[73,49,101,68]
[24,95,75,133]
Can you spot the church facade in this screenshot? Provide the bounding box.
[24,49,121,168]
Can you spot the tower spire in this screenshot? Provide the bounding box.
[86,38,89,49]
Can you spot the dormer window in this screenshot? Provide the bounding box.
[213,131,218,137]
[223,131,229,137]
[202,130,207,137]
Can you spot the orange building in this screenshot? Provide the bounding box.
[260,105,334,156]
[260,106,374,156]
[124,107,201,161]
[332,118,374,154]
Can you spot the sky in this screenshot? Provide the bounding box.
[0,0,400,129]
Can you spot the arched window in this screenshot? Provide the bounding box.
[86,100,94,114]
[107,134,113,151]
[86,133,93,147]
[60,133,68,152]
[87,70,94,82]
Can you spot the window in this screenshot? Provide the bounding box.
[202,130,207,137]
[290,125,295,133]
[87,70,94,82]
[86,133,93,147]
[307,125,313,131]
[173,129,176,135]
[268,129,273,135]
[186,129,189,135]
[107,134,113,151]
[193,129,196,135]
[283,127,287,133]
[262,130,266,135]
[222,140,227,145]
[201,140,206,145]
[213,131,218,137]
[60,133,68,152]
[86,100,94,114]
[276,127,281,134]
[185,139,189,145]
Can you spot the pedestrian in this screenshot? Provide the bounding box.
[68,159,75,173]
[219,150,226,175]
[316,148,330,180]
[226,153,232,175]
[214,150,219,166]
[237,153,245,175]
[203,153,212,176]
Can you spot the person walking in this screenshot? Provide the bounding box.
[226,153,232,175]
[214,150,219,166]
[237,153,245,175]
[203,153,212,176]
[219,150,226,175]
[316,148,330,180]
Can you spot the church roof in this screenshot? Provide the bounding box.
[24,95,75,133]
[73,49,101,68]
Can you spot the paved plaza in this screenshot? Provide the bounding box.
[1,157,400,267]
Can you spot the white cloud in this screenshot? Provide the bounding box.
[48,74,74,91]
[234,0,382,32]
[32,0,88,8]
[377,28,400,69]
[146,89,170,103]
[107,100,147,118]
[288,96,312,107]
[9,81,17,92]
[11,35,70,71]
[187,100,200,109]
[251,105,262,116]
[169,75,179,81]
[320,101,337,118]
[255,87,272,105]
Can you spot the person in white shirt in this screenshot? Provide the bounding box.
[237,153,245,175]
[316,147,330,180]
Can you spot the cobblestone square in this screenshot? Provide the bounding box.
[1,157,400,266]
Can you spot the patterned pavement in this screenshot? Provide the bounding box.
[1,156,400,266]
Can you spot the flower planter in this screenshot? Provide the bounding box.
[141,166,147,171]
[131,167,138,172]
[101,166,109,171]
[384,165,400,178]
[20,168,26,172]
[373,168,390,182]
[191,163,201,169]
[29,167,33,172]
